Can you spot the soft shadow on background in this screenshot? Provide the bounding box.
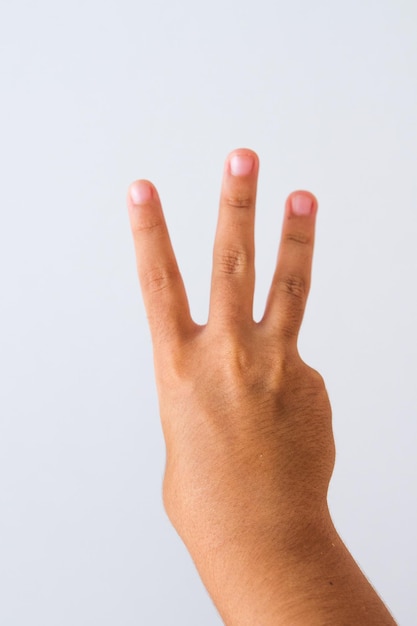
[1,1,416,624]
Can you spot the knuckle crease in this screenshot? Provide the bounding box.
[143,266,179,294]
[277,275,307,301]
[284,231,311,245]
[224,193,253,210]
[216,248,250,275]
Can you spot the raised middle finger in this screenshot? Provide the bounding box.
[209,149,259,326]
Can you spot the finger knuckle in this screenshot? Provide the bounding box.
[132,218,163,235]
[224,191,253,210]
[216,247,250,275]
[143,266,179,294]
[277,274,307,301]
[284,230,311,246]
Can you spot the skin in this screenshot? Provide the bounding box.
[127,149,397,625]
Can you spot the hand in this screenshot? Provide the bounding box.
[127,149,396,626]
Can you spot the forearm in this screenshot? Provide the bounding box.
[196,511,396,626]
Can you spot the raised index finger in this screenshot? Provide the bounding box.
[127,180,193,345]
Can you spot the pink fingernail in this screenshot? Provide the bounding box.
[230,154,254,176]
[130,181,154,205]
[291,193,313,216]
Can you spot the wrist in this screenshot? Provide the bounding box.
[188,507,334,621]
[189,508,396,626]
[193,514,335,626]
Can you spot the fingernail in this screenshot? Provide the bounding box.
[291,193,313,216]
[230,154,254,176]
[130,181,154,205]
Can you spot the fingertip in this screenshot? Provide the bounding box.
[128,179,155,207]
[226,148,259,177]
[227,147,259,160]
[288,191,318,217]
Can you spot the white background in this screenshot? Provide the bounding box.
[1,0,416,624]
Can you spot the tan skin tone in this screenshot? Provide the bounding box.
[127,149,396,625]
